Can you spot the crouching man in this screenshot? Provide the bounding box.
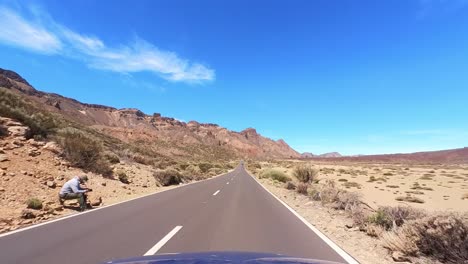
[59,175,92,211]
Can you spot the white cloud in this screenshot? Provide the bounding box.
[0,7,62,54]
[0,6,215,83]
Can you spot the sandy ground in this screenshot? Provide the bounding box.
[260,161,468,212]
[257,177,395,264]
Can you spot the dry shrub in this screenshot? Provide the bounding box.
[117,171,129,184]
[396,196,425,204]
[293,165,318,183]
[296,183,308,195]
[285,181,296,190]
[153,169,183,186]
[333,191,362,211]
[132,153,153,165]
[57,128,112,176]
[26,198,43,210]
[104,151,120,164]
[260,169,291,183]
[383,214,468,263]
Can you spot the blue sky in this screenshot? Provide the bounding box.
[0,0,467,155]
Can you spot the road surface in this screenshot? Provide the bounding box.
[0,165,356,264]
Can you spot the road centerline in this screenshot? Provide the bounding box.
[144,226,183,256]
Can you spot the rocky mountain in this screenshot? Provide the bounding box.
[318,152,342,158]
[300,152,315,158]
[303,148,468,163]
[0,68,300,160]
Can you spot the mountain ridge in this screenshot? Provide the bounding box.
[0,67,300,160]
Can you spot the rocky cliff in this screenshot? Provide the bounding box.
[0,68,299,160]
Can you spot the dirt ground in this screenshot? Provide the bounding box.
[257,177,396,264]
[261,161,468,212]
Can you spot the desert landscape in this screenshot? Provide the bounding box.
[1,67,467,264]
[247,160,468,263]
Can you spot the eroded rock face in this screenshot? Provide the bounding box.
[0,68,301,160]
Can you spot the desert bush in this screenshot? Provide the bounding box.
[57,128,112,176]
[153,169,183,186]
[178,163,190,171]
[296,183,308,195]
[117,171,129,184]
[367,175,386,182]
[333,191,362,211]
[260,169,291,183]
[410,182,433,191]
[26,198,43,210]
[104,151,120,164]
[462,193,468,200]
[343,181,361,189]
[383,172,393,176]
[132,153,153,165]
[0,89,60,138]
[316,180,340,204]
[396,196,425,204]
[293,165,318,183]
[383,214,468,263]
[198,163,213,173]
[285,181,296,190]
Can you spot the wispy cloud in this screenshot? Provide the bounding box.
[0,5,215,83]
[0,7,62,54]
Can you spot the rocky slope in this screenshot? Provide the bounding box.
[0,68,299,160]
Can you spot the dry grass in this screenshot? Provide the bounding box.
[296,183,308,195]
[293,165,318,183]
[260,169,291,183]
[367,176,386,182]
[419,174,434,180]
[285,181,296,190]
[153,169,183,186]
[410,182,433,191]
[383,214,468,263]
[57,128,112,176]
[343,181,361,189]
[396,196,425,204]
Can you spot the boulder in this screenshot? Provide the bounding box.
[21,209,36,219]
[28,149,41,157]
[0,154,8,162]
[90,197,102,207]
[7,126,28,137]
[42,142,61,154]
[46,181,56,188]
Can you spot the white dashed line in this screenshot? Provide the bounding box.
[213,190,220,196]
[226,182,229,184]
[144,226,183,256]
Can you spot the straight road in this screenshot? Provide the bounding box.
[0,165,356,264]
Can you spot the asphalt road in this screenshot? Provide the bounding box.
[0,165,356,264]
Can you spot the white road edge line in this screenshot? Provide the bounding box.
[248,172,360,264]
[213,190,220,196]
[0,171,232,239]
[144,226,183,256]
